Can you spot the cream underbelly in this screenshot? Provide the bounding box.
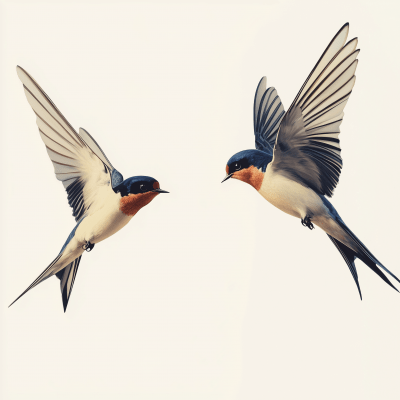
[258,166,356,251]
[76,209,133,245]
[52,203,133,276]
[259,167,326,219]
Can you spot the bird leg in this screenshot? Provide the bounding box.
[83,241,95,252]
[301,215,314,230]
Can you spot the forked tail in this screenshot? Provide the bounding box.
[55,256,82,312]
[9,253,83,312]
[328,218,399,299]
[9,253,64,308]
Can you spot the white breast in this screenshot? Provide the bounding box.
[259,165,326,220]
[257,166,356,249]
[75,190,133,245]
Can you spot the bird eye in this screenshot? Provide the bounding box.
[140,184,147,191]
[233,162,241,171]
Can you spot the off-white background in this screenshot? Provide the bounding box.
[1,0,399,399]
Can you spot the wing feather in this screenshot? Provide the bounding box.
[253,77,285,153]
[291,23,349,110]
[301,51,359,110]
[45,147,80,166]
[17,66,123,219]
[302,60,358,113]
[271,24,359,197]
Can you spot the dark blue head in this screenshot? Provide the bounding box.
[114,176,168,197]
[114,176,168,217]
[222,149,272,190]
[226,150,272,174]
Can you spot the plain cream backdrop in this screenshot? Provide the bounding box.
[1,0,399,399]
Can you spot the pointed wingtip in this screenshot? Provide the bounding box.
[340,22,350,32]
[255,76,267,94]
[334,23,350,44]
[16,65,31,84]
[16,66,23,80]
[16,65,25,76]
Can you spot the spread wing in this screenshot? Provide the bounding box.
[271,23,359,197]
[253,77,285,154]
[17,66,124,221]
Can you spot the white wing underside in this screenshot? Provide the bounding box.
[271,23,359,197]
[17,66,119,219]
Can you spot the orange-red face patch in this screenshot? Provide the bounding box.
[119,192,159,216]
[233,166,264,191]
[153,181,160,190]
[226,165,229,174]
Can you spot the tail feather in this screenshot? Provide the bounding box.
[56,256,82,312]
[330,218,399,296]
[9,253,64,308]
[327,234,362,299]
[337,218,400,285]
[358,255,399,293]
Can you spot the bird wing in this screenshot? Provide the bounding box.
[253,77,285,154]
[270,23,359,197]
[17,66,124,220]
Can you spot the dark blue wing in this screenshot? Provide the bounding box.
[253,77,285,153]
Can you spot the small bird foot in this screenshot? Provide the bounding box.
[82,241,95,252]
[301,215,314,230]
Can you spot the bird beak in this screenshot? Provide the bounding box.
[152,188,169,193]
[221,173,233,183]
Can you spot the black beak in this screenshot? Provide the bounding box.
[153,188,169,193]
[221,173,233,183]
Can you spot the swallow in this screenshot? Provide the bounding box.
[222,23,399,298]
[10,66,168,311]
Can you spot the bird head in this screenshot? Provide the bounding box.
[222,150,272,190]
[114,176,168,216]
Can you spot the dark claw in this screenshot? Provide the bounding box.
[82,241,95,252]
[301,215,314,230]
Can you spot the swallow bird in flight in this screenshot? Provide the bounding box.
[222,23,399,298]
[10,67,168,311]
